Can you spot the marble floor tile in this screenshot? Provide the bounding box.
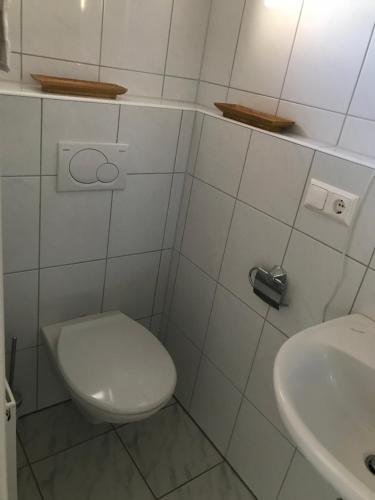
[18,401,111,462]
[17,466,42,500]
[32,432,153,500]
[17,436,27,468]
[118,404,222,497]
[163,463,256,500]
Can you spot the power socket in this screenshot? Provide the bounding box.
[304,179,359,227]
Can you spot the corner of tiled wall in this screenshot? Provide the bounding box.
[161,108,375,499]
[5,0,213,103]
[196,0,375,159]
[0,94,196,418]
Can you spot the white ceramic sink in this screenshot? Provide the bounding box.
[274,313,375,500]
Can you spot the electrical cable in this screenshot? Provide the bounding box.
[322,171,375,322]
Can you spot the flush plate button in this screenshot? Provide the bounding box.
[58,141,129,192]
[97,163,119,183]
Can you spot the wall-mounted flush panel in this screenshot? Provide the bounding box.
[57,142,129,192]
[304,178,359,226]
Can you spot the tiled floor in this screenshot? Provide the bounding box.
[16,400,256,500]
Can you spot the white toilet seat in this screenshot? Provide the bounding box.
[42,311,177,424]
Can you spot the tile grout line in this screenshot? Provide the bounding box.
[19,0,23,79]
[195,0,214,103]
[275,0,305,115]
[225,0,247,101]
[349,246,375,314]
[97,0,106,81]
[174,400,257,499]
[17,434,45,499]
[34,97,43,412]
[161,0,175,99]
[4,247,173,276]
[27,427,114,467]
[172,114,207,404]
[187,129,252,410]
[150,111,183,318]
[336,22,375,147]
[113,427,158,500]
[276,448,297,499]
[178,115,205,252]
[278,149,317,271]
[100,190,114,313]
[222,316,266,458]
[158,462,223,499]
[151,119,185,325]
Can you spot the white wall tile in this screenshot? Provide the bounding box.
[1,52,21,81]
[182,179,235,278]
[4,270,38,352]
[220,201,291,316]
[349,34,375,121]
[295,152,375,265]
[154,250,172,315]
[164,322,201,408]
[164,174,184,248]
[195,116,251,196]
[175,175,193,250]
[205,285,263,392]
[103,252,160,319]
[231,0,302,97]
[163,77,198,103]
[9,347,37,416]
[245,322,289,439]
[268,230,366,337]
[227,88,279,115]
[42,99,119,175]
[8,0,20,52]
[282,0,375,112]
[40,177,111,267]
[279,452,339,500]
[37,345,70,409]
[118,106,181,174]
[352,268,375,322]
[2,177,40,273]
[166,0,211,79]
[0,95,41,175]
[201,0,245,86]
[175,111,195,173]
[196,81,227,110]
[339,116,375,159]
[101,0,173,73]
[170,256,216,349]
[100,67,163,99]
[239,132,313,225]
[39,260,106,327]
[23,55,99,84]
[186,113,204,175]
[23,0,103,64]
[108,174,171,257]
[227,398,294,500]
[190,356,242,453]
[277,100,345,146]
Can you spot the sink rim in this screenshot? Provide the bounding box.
[274,313,375,500]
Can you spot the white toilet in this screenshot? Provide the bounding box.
[41,311,177,424]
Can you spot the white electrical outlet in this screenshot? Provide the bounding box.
[304,179,359,226]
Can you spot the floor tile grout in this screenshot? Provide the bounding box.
[17,397,257,500]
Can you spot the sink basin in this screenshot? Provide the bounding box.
[274,314,375,500]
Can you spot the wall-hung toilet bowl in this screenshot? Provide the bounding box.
[41,311,177,424]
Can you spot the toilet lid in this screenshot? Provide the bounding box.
[57,312,177,416]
